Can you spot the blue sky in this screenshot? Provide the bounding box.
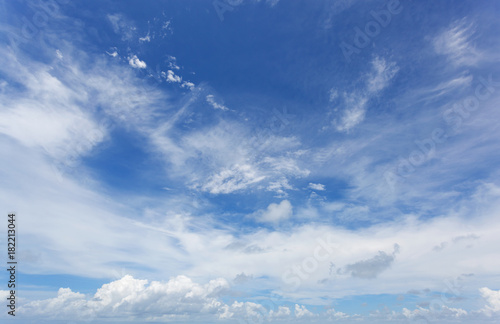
[1,0,500,322]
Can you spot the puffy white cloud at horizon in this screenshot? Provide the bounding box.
[3,276,499,323]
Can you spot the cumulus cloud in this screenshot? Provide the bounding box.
[20,275,230,321]
[308,182,326,191]
[480,287,500,315]
[182,81,195,89]
[15,280,500,323]
[254,200,293,223]
[165,70,182,83]
[326,308,349,319]
[401,305,467,321]
[128,55,147,69]
[221,301,271,321]
[270,305,291,318]
[233,272,253,284]
[294,304,313,318]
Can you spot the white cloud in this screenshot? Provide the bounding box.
[434,20,478,66]
[335,56,398,132]
[267,177,294,196]
[171,120,307,195]
[294,304,313,318]
[326,308,349,319]
[2,16,500,323]
[165,56,181,70]
[182,81,195,89]
[106,47,119,57]
[106,50,118,57]
[206,94,229,111]
[261,155,310,178]
[0,290,9,298]
[308,183,326,191]
[329,88,339,102]
[107,13,136,40]
[0,101,104,161]
[0,43,188,282]
[0,51,107,163]
[366,56,400,94]
[223,301,268,321]
[20,275,230,321]
[12,278,500,323]
[336,95,367,132]
[401,305,468,321]
[480,287,500,315]
[165,69,182,82]
[255,200,293,223]
[139,34,151,42]
[270,305,291,318]
[200,164,266,194]
[128,55,147,69]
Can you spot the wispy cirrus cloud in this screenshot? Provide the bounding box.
[433,19,479,67]
[334,56,399,132]
[2,1,500,323]
[107,13,137,40]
